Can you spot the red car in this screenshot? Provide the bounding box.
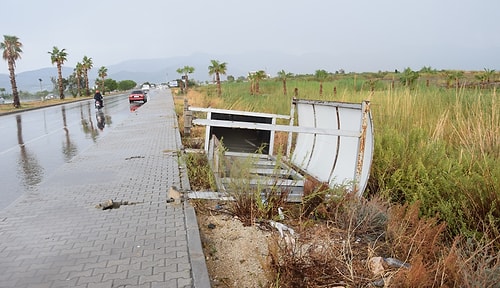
[129,90,147,103]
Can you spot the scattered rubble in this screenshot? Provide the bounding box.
[95,199,141,210]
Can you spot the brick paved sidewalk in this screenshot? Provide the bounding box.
[0,89,210,288]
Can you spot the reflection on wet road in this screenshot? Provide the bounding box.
[0,92,146,209]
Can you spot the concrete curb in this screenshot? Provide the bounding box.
[185,202,211,288]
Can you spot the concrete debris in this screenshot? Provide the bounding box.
[369,256,411,275]
[369,256,411,286]
[372,278,385,287]
[167,186,185,204]
[95,199,139,210]
[384,257,411,269]
[368,257,386,276]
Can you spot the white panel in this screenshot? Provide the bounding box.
[304,104,339,182]
[291,103,315,169]
[290,100,374,195]
[329,107,362,187]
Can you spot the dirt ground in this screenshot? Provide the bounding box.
[194,200,272,288]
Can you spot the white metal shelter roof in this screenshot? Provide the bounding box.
[290,99,373,196]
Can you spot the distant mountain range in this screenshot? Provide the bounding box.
[0,51,382,93]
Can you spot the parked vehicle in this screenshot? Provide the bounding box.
[129,90,147,103]
[168,81,179,88]
[0,97,5,104]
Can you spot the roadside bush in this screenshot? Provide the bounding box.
[183,152,216,191]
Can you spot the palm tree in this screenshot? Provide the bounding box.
[74,62,83,97]
[1,35,23,108]
[48,46,68,99]
[400,67,420,87]
[81,56,93,96]
[248,72,256,94]
[314,69,328,96]
[253,70,267,94]
[208,60,227,96]
[98,66,108,94]
[277,69,294,96]
[443,70,463,89]
[479,68,495,85]
[176,65,195,93]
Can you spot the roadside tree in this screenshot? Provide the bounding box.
[104,79,118,92]
[98,66,108,94]
[74,62,83,96]
[82,56,93,96]
[176,66,195,93]
[277,69,294,96]
[117,80,136,91]
[315,69,328,96]
[48,46,68,99]
[1,35,23,108]
[208,60,227,96]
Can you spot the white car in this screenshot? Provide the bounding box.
[168,81,178,88]
[0,97,5,104]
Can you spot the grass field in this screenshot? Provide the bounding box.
[183,74,499,243]
[179,74,500,286]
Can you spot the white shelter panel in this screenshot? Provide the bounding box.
[291,100,373,194]
[291,103,315,168]
[329,106,362,186]
[303,104,340,182]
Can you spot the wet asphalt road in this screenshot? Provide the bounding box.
[0,93,144,210]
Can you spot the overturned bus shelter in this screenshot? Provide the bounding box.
[186,98,374,200]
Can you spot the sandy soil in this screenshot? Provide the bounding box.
[194,201,272,288]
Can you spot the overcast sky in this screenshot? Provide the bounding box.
[1,0,499,75]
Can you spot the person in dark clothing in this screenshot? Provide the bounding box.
[94,90,104,108]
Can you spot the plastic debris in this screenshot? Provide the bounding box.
[269,220,295,238]
[384,257,411,269]
[277,207,284,220]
